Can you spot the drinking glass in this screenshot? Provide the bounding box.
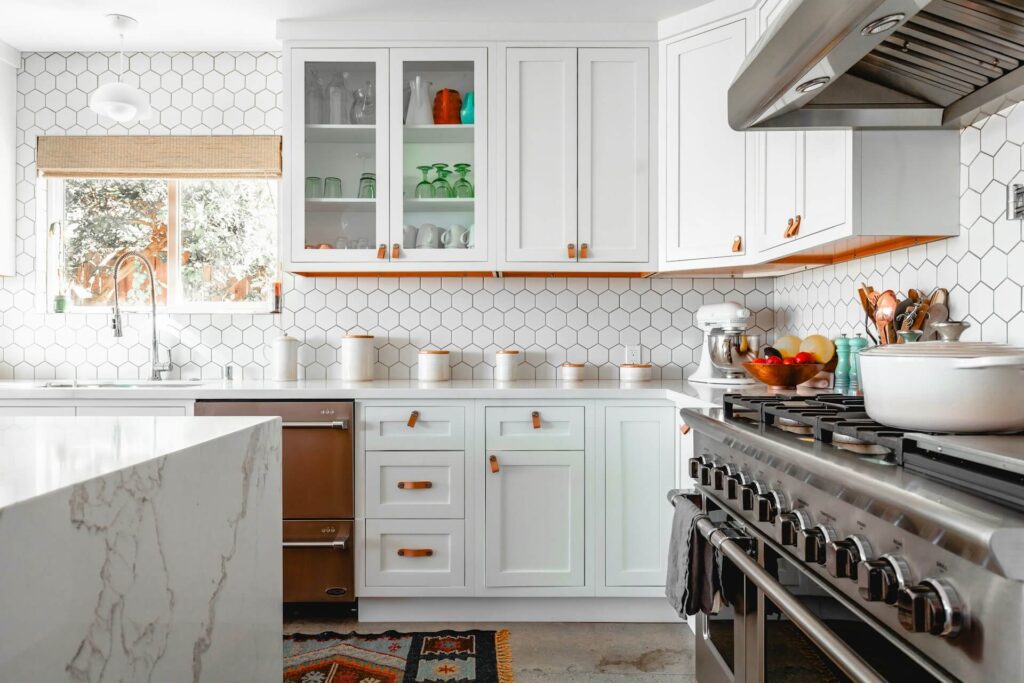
[453,163,473,198]
[415,166,435,198]
[358,173,376,199]
[432,164,452,198]
[327,72,350,125]
[305,71,324,124]
[350,88,368,125]
[363,81,376,124]
[305,177,323,199]
[324,177,343,198]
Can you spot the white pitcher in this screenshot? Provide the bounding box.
[406,76,433,126]
[262,334,299,381]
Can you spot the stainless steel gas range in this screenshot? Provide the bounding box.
[678,393,1024,683]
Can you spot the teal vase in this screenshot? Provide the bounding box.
[460,91,474,124]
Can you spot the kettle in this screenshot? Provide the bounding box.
[263,334,299,381]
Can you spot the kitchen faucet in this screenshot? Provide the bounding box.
[110,251,172,381]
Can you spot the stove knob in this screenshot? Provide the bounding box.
[776,510,810,547]
[897,579,964,637]
[755,490,788,524]
[826,536,872,580]
[698,462,714,487]
[740,481,767,511]
[858,555,910,604]
[726,472,750,500]
[687,456,704,479]
[797,525,835,564]
[712,464,735,491]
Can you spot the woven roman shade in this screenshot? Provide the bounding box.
[36,135,282,178]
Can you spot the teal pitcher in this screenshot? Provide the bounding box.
[460,91,474,124]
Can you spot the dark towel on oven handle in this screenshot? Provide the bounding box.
[666,494,726,617]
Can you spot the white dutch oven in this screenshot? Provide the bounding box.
[859,342,1024,433]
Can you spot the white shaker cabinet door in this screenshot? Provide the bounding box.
[578,48,650,264]
[664,18,753,262]
[799,130,850,239]
[603,406,675,587]
[505,48,578,264]
[484,450,585,587]
[760,130,799,251]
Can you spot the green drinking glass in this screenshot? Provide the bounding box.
[432,165,453,199]
[415,165,435,199]
[452,163,473,198]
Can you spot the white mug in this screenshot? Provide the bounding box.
[464,223,475,249]
[416,223,440,249]
[442,224,468,249]
[403,224,418,249]
[260,334,299,381]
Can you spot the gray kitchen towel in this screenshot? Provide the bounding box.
[665,493,703,616]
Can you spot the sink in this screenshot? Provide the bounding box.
[42,380,206,389]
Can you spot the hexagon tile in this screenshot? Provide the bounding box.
[775,101,1024,347]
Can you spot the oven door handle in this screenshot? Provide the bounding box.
[283,538,349,551]
[695,517,886,683]
[281,421,350,430]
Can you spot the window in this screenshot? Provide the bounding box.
[35,134,282,312]
[47,177,277,311]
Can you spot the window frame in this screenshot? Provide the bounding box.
[41,176,278,315]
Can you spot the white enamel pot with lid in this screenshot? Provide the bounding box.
[859,342,1024,433]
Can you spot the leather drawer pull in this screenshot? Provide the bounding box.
[397,481,433,490]
[531,411,541,429]
[397,548,434,557]
[376,243,386,259]
[392,243,400,259]
[407,410,419,428]
[567,243,576,259]
[489,454,500,473]
[679,423,691,435]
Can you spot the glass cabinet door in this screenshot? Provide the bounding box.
[388,48,487,263]
[290,48,389,265]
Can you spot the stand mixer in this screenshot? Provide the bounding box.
[689,302,759,385]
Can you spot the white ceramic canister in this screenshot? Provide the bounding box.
[341,334,375,381]
[418,349,451,382]
[560,362,586,382]
[619,363,653,382]
[265,334,300,381]
[494,349,520,382]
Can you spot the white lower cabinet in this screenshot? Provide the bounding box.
[365,519,465,588]
[602,405,675,587]
[484,450,585,588]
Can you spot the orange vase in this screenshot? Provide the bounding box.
[432,89,462,124]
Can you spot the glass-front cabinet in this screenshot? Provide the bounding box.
[287,46,487,271]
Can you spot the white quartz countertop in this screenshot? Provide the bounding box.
[0,378,732,404]
[0,415,276,510]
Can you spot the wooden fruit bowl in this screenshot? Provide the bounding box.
[743,362,824,389]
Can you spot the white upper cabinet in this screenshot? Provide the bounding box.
[662,16,754,266]
[504,47,653,270]
[578,48,650,264]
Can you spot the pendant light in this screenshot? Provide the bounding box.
[89,14,152,124]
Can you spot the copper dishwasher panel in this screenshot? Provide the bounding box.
[283,519,354,603]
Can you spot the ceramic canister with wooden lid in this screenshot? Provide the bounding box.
[341,334,375,381]
[494,349,520,382]
[418,349,451,382]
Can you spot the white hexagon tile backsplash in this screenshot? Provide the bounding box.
[0,52,776,381]
[775,102,1024,346]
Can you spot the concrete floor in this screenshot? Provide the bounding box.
[284,608,696,682]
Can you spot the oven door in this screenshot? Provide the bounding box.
[754,544,947,683]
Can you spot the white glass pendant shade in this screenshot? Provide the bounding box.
[89,81,151,123]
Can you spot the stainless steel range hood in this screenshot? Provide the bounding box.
[729,0,1024,130]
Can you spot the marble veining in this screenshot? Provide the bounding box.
[0,417,282,682]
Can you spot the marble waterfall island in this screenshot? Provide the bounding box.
[0,416,282,682]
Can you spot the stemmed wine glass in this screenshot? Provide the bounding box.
[415,166,435,198]
[431,163,453,198]
[452,163,473,198]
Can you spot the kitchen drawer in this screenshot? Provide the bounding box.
[366,451,464,519]
[365,519,465,587]
[363,405,465,450]
[485,406,584,450]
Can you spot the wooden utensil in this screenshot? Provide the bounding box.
[929,288,949,308]
[874,290,898,345]
[911,302,929,331]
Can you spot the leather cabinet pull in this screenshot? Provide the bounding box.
[407,410,419,428]
[489,454,500,473]
[531,411,541,429]
[397,548,434,557]
[791,214,801,237]
[567,243,576,259]
[731,236,742,253]
[392,243,401,259]
[397,481,432,489]
[376,244,387,259]
[580,243,589,259]
[679,424,691,435]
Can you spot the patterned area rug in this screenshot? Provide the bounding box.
[284,629,514,683]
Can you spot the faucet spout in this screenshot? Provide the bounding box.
[110,251,172,381]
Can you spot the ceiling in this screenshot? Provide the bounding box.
[0,0,713,52]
